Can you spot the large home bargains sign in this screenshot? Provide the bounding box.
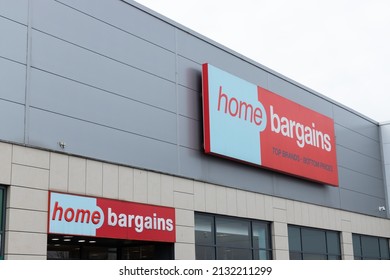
[48,192,175,242]
[202,64,338,186]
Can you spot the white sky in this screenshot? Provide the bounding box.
[135,0,390,123]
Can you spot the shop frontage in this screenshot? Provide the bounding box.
[0,0,390,260]
[1,143,390,260]
[46,192,175,260]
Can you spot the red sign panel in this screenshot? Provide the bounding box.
[48,192,176,242]
[202,63,339,186]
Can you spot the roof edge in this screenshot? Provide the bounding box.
[125,0,379,125]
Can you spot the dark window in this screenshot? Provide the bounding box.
[195,213,272,260]
[352,234,390,260]
[47,234,174,260]
[0,186,5,260]
[288,225,341,260]
[326,231,341,256]
[215,216,251,248]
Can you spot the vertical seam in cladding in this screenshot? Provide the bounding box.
[175,28,180,174]
[23,0,33,145]
[331,101,343,209]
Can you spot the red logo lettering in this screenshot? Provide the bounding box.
[217,86,266,127]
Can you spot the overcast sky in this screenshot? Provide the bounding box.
[135,0,390,123]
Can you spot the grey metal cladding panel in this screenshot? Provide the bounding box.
[380,124,390,144]
[178,85,201,121]
[382,143,390,165]
[178,57,202,91]
[338,167,384,198]
[29,70,177,144]
[179,147,206,180]
[205,155,275,194]
[384,164,390,188]
[384,143,390,165]
[337,145,383,179]
[0,16,27,64]
[177,30,268,87]
[339,188,387,218]
[335,124,381,160]
[267,74,334,118]
[333,104,379,141]
[57,0,176,51]
[273,174,341,209]
[0,57,26,104]
[28,108,178,174]
[32,0,176,82]
[31,30,176,113]
[0,0,28,25]
[179,117,201,150]
[0,100,25,143]
[179,147,274,190]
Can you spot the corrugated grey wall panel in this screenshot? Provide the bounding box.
[31,30,176,113]
[339,167,384,198]
[335,124,381,160]
[0,12,26,145]
[205,156,275,194]
[340,188,387,218]
[178,117,201,150]
[267,74,334,117]
[0,16,27,64]
[0,0,28,25]
[32,0,176,82]
[58,0,176,51]
[176,30,269,88]
[178,86,201,121]
[178,147,206,180]
[0,57,26,104]
[178,56,202,92]
[383,144,390,165]
[333,105,379,141]
[273,174,341,208]
[29,69,177,144]
[337,145,382,179]
[381,126,390,143]
[0,100,24,143]
[29,108,178,174]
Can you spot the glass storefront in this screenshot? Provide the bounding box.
[288,225,341,260]
[353,234,390,260]
[195,213,272,260]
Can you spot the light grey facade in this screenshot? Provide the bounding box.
[0,0,389,260]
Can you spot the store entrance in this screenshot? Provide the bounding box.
[47,234,174,260]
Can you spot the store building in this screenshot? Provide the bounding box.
[1,0,389,260]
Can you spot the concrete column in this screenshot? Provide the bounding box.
[272,221,289,259]
[271,198,289,259]
[340,231,354,260]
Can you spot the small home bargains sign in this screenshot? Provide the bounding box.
[48,192,175,242]
[202,63,338,186]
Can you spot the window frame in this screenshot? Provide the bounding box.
[352,233,390,260]
[195,213,272,260]
[288,225,341,260]
[0,186,6,260]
